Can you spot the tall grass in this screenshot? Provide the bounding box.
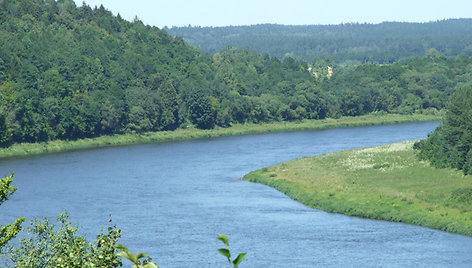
[0,113,440,159]
[243,141,472,237]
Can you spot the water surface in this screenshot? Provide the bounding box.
[2,121,472,267]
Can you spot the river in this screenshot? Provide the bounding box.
[2,121,472,267]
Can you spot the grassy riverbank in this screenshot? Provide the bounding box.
[243,141,472,237]
[0,113,439,159]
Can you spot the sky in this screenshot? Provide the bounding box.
[73,0,472,28]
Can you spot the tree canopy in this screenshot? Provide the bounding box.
[168,20,472,64]
[415,83,472,174]
[0,0,472,148]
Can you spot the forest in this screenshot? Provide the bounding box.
[1,0,472,149]
[168,20,472,64]
[2,1,472,267]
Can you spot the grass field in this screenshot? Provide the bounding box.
[0,113,440,159]
[243,141,472,237]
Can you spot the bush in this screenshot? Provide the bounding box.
[0,173,24,249]
[7,213,122,268]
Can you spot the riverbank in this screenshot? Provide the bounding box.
[0,113,440,159]
[243,141,472,237]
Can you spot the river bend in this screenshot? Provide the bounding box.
[2,121,472,267]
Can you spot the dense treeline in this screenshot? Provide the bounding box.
[1,0,472,148]
[321,53,472,116]
[0,0,318,145]
[415,83,472,174]
[168,20,472,64]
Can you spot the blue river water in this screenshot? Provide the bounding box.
[2,121,472,267]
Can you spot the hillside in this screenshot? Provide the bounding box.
[0,0,319,145]
[168,19,472,64]
[0,0,472,148]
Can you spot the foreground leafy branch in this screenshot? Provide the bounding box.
[116,245,158,268]
[217,234,247,268]
[0,173,24,248]
[7,213,122,267]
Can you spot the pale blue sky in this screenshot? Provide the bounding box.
[74,0,471,28]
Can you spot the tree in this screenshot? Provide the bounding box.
[8,56,21,80]
[187,88,216,129]
[0,173,24,248]
[99,97,124,134]
[415,83,472,174]
[158,79,180,130]
[0,0,470,147]
[0,112,12,147]
[124,87,161,133]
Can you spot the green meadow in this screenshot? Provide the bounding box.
[243,141,472,237]
[0,113,439,159]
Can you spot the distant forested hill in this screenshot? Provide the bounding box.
[168,20,472,64]
[0,0,326,145]
[1,0,472,148]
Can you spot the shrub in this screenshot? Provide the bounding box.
[0,173,24,249]
[7,213,122,268]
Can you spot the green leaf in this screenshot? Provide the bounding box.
[135,252,149,260]
[118,251,138,265]
[218,248,231,259]
[117,251,129,259]
[216,233,229,248]
[143,262,159,268]
[233,253,247,268]
[115,244,127,251]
